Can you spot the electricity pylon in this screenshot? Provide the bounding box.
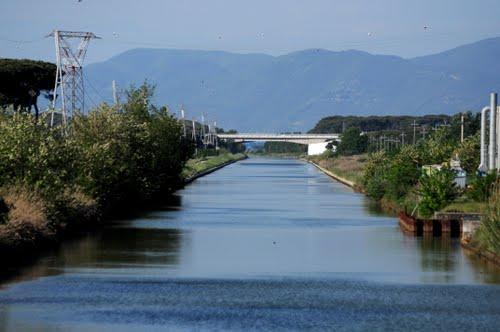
[48,30,100,126]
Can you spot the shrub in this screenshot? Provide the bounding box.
[385,146,421,202]
[337,127,368,156]
[0,82,192,221]
[418,168,458,218]
[467,172,497,202]
[363,151,389,200]
[473,180,500,254]
[455,133,480,174]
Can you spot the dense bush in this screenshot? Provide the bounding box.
[467,172,497,202]
[337,127,368,156]
[455,133,480,174]
[385,146,421,201]
[362,151,389,200]
[0,83,193,220]
[473,180,500,254]
[418,168,458,218]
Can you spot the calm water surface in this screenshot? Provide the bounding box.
[1,158,499,331]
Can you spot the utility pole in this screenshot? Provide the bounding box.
[201,113,206,148]
[421,127,427,140]
[400,132,406,146]
[214,121,219,150]
[191,118,197,141]
[460,113,465,143]
[112,80,118,105]
[411,120,418,145]
[48,30,100,127]
[180,106,187,138]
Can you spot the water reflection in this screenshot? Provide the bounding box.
[0,157,499,331]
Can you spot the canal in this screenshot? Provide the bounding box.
[0,158,499,331]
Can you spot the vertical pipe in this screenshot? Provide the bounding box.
[497,105,500,170]
[489,93,497,170]
[479,107,489,172]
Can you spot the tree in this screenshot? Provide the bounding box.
[385,146,421,201]
[363,151,389,200]
[455,133,480,174]
[418,168,458,218]
[337,127,368,155]
[0,59,56,119]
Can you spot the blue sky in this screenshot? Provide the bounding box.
[1,0,499,64]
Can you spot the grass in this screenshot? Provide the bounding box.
[309,154,367,185]
[471,183,500,254]
[182,153,246,179]
[441,200,487,213]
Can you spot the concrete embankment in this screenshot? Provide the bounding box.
[184,154,248,184]
[307,160,361,191]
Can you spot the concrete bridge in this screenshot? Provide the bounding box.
[216,133,341,155]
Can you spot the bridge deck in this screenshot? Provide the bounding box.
[217,133,340,144]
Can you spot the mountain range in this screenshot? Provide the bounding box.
[86,37,500,131]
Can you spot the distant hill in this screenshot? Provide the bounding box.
[309,115,454,133]
[85,37,500,131]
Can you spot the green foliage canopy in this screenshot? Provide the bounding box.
[0,83,192,215]
[0,59,56,118]
[418,168,459,218]
[337,127,368,156]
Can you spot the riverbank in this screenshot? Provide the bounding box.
[0,153,246,272]
[307,153,500,267]
[307,154,366,191]
[182,153,247,182]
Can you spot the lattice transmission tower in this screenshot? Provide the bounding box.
[48,30,100,126]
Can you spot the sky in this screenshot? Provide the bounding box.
[1,0,500,65]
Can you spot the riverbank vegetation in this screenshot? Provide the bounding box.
[308,153,366,186]
[471,183,500,254]
[182,152,246,179]
[0,83,194,258]
[310,112,499,254]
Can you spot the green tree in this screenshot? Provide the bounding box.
[385,146,421,202]
[418,168,458,218]
[337,127,368,156]
[363,150,389,200]
[0,59,56,119]
[467,172,497,202]
[455,133,480,174]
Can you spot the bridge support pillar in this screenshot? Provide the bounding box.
[307,142,330,156]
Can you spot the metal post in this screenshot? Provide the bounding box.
[181,107,186,138]
[112,80,118,105]
[460,113,464,143]
[412,120,417,145]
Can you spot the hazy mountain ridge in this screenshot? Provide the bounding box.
[86,37,500,131]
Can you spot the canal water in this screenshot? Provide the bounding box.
[0,158,499,331]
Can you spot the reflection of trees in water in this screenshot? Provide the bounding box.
[462,249,500,284]
[362,198,397,217]
[0,193,185,286]
[53,227,183,268]
[418,235,458,274]
[1,227,184,286]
